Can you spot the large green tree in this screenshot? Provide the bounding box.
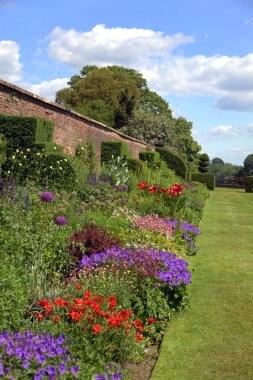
[56,66,140,127]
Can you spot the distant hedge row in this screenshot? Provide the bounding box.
[245,176,253,193]
[191,173,215,190]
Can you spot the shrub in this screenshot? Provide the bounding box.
[126,158,143,172]
[0,114,54,153]
[0,133,7,170]
[156,148,187,178]
[101,141,130,164]
[198,153,210,173]
[191,173,215,190]
[245,176,253,193]
[68,223,122,260]
[139,151,160,168]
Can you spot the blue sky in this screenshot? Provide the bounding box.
[1,0,253,165]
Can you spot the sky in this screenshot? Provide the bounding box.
[1,0,253,166]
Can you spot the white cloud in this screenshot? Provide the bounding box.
[211,125,239,136]
[48,25,194,69]
[44,25,253,112]
[0,40,22,82]
[22,78,69,101]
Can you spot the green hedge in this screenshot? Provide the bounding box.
[0,114,54,153]
[0,114,79,191]
[156,148,187,178]
[126,158,143,172]
[245,176,253,193]
[191,173,215,190]
[139,151,160,168]
[0,133,7,170]
[101,141,130,163]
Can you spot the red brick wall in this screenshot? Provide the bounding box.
[0,79,154,158]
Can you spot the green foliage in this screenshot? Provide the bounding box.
[126,158,143,172]
[0,133,7,170]
[0,257,28,330]
[122,108,175,146]
[191,172,215,190]
[212,157,225,165]
[75,138,98,174]
[210,161,243,185]
[244,154,253,175]
[0,114,54,153]
[56,66,140,128]
[101,141,130,164]
[245,176,253,193]
[172,117,201,170]
[102,155,130,186]
[156,147,188,178]
[139,151,161,168]
[198,153,210,173]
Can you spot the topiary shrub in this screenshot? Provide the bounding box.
[191,173,215,190]
[126,158,143,172]
[245,176,253,193]
[101,141,130,164]
[199,153,210,173]
[0,114,54,153]
[139,151,161,168]
[156,147,187,178]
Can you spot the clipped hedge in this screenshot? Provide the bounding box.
[191,173,215,190]
[0,114,54,153]
[156,148,187,178]
[0,114,78,190]
[199,153,210,173]
[245,176,253,193]
[126,158,143,172]
[139,151,160,168]
[101,141,130,163]
[0,133,7,170]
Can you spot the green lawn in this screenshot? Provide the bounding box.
[151,188,253,380]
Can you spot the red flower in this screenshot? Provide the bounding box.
[84,291,92,299]
[148,317,155,325]
[69,310,80,322]
[168,183,183,198]
[109,295,117,309]
[138,181,148,190]
[38,299,53,316]
[36,312,44,321]
[54,298,69,307]
[156,199,161,202]
[136,333,143,342]
[76,283,81,290]
[53,315,59,324]
[92,324,102,333]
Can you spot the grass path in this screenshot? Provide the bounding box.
[151,188,253,380]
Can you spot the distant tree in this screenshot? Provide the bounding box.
[244,154,253,175]
[212,157,224,165]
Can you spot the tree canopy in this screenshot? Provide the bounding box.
[244,154,253,175]
[55,65,201,169]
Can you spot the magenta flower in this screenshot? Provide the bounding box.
[40,192,55,203]
[55,216,67,226]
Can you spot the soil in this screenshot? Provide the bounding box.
[124,345,159,380]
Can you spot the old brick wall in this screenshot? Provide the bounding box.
[0,79,154,158]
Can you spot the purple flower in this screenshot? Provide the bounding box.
[40,192,55,203]
[95,375,104,380]
[70,365,79,375]
[59,363,67,375]
[47,366,56,375]
[22,360,29,369]
[55,216,67,226]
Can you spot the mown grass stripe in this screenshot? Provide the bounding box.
[151,188,253,380]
